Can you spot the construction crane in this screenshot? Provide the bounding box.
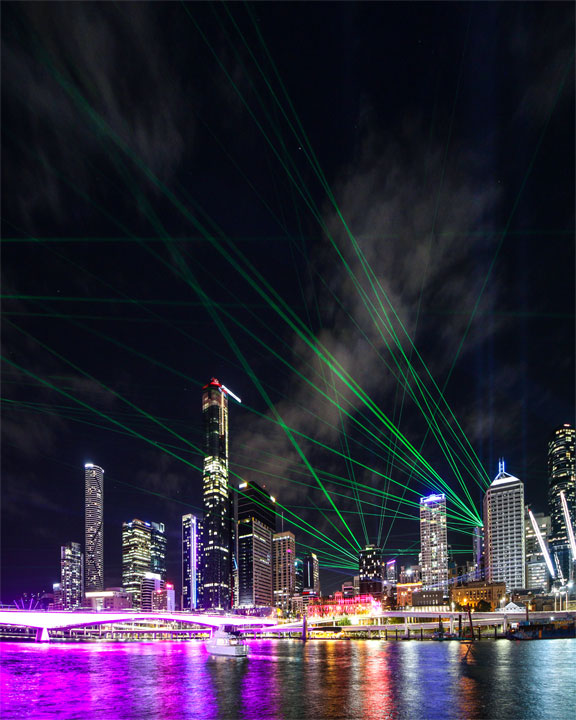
[560,490,576,561]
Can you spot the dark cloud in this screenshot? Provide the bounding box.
[3,3,188,230]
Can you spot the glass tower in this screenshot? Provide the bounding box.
[237,480,275,608]
[122,519,166,608]
[182,513,199,610]
[548,424,576,581]
[84,463,104,592]
[303,552,321,594]
[199,378,233,610]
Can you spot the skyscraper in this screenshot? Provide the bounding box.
[483,461,526,591]
[237,480,275,607]
[182,513,199,610]
[60,541,83,609]
[122,519,166,608]
[84,463,104,592]
[199,378,235,610]
[294,556,304,594]
[548,423,576,580]
[273,531,296,610]
[303,552,321,594]
[358,545,382,595]
[419,493,449,591]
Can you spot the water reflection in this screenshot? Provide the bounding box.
[1,639,574,719]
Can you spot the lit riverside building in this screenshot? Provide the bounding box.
[237,480,275,607]
[547,423,576,581]
[122,519,166,608]
[181,513,199,610]
[84,463,104,592]
[60,541,83,609]
[199,378,236,610]
[419,494,449,592]
[483,460,525,591]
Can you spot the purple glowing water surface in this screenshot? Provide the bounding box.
[1,639,574,719]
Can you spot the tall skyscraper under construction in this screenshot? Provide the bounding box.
[199,378,238,610]
[548,424,576,581]
[85,463,104,592]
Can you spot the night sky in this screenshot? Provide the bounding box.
[2,2,574,603]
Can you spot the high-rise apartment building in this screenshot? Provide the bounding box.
[303,552,320,594]
[199,378,235,610]
[122,519,166,608]
[358,545,382,595]
[420,493,449,591]
[60,541,83,609]
[525,510,551,591]
[182,513,199,610]
[85,463,104,592]
[273,531,296,610]
[483,461,525,591]
[237,480,275,607]
[548,423,576,581]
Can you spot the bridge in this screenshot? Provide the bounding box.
[260,609,576,637]
[0,609,277,642]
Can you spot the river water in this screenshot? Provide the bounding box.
[1,638,574,719]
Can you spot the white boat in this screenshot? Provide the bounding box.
[206,628,249,657]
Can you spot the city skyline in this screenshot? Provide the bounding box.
[2,2,574,602]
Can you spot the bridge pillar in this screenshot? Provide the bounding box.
[35,627,50,643]
[450,616,455,634]
[404,618,409,638]
[502,616,508,634]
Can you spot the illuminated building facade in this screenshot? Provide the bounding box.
[237,481,275,607]
[483,461,525,591]
[60,541,83,609]
[525,510,551,591]
[548,424,576,580]
[307,593,380,618]
[140,572,163,612]
[182,513,199,610]
[199,378,234,610]
[396,582,422,608]
[122,519,166,608]
[385,559,397,584]
[450,581,506,611]
[294,557,304,594]
[273,531,296,610]
[85,588,132,610]
[303,552,321,594]
[84,463,104,592]
[358,545,382,596]
[419,494,448,591]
